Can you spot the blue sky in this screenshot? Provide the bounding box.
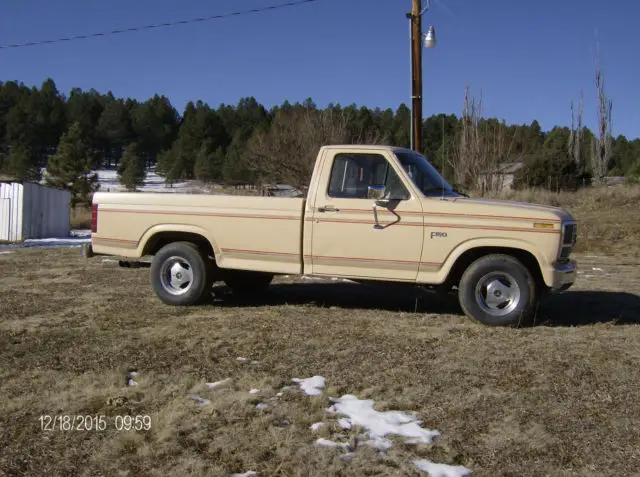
[0,0,637,138]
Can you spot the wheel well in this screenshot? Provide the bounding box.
[445,247,545,290]
[142,232,214,258]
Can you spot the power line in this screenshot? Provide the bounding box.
[0,0,318,50]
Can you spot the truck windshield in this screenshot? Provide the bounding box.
[394,151,457,197]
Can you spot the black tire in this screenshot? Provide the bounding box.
[150,241,212,306]
[223,270,274,295]
[458,254,537,327]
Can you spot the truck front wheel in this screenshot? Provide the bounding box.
[458,254,537,327]
[150,241,212,306]
[223,270,274,295]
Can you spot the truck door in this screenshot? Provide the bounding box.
[309,150,424,281]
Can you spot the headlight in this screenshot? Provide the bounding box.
[562,223,577,246]
[559,222,577,260]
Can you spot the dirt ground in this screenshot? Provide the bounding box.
[1,247,640,477]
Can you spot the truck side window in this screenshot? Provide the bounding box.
[327,153,409,199]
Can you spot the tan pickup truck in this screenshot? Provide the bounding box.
[87,145,577,327]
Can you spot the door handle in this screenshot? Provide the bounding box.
[317,205,339,213]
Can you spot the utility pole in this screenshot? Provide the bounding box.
[409,0,423,153]
[407,1,436,153]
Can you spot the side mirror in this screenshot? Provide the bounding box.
[367,185,386,200]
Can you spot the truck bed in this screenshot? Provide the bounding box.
[91,192,306,275]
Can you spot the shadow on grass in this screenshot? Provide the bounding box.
[211,281,640,327]
[211,281,461,315]
[537,290,640,326]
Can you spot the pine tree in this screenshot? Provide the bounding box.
[45,122,99,207]
[194,139,224,182]
[6,144,41,181]
[117,142,146,191]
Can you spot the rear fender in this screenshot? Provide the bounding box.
[138,224,220,258]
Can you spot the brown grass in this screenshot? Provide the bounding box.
[1,245,639,476]
[480,184,640,257]
[70,205,92,230]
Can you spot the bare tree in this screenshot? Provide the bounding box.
[568,89,584,169]
[450,85,512,194]
[242,107,383,188]
[591,42,613,184]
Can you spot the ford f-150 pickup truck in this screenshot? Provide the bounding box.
[86,145,577,327]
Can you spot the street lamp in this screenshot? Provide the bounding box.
[407,0,436,152]
[424,25,437,49]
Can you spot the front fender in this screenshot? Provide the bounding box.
[423,237,550,285]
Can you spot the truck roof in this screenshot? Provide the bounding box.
[320,144,413,154]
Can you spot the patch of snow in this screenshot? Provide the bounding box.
[256,403,268,410]
[311,422,324,431]
[301,275,325,281]
[340,452,355,461]
[126,371,138,387]
[101,258,118,263]
[251,360,260,365]
[592,267,604,272]
[70,229,91,238]
[276,392,283,397]
[338,418,352,430]
[249,389,260,394]
[94,168,203,195]
[327,395,440,448]
[292,376,325,396]
[190,396,211,406]
[206,378,232,389]
[412,460,472,477]
[236,357,248,362]
[1,235,92,249]
[315,438,349,449]
[230,472,256,477]
[0,251,14,255]
[360,436,393,451]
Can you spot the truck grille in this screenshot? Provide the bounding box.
[563,223,577,245]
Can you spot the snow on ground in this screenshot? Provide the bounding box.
[327,394,441,448]
[292,376,325,396]
[94,168,208,194]
[412,460,473,477]
[315,438,350,449]
[0,251,14,255]
[0,229,91,249]
[230,472,256,477]
[190,396,211,406]
[206,378,232,389]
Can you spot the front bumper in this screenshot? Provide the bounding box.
[549,259,577,292]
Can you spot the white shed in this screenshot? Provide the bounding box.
[0,181,71,242]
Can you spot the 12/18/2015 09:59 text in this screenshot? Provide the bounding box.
[39,415,151,431]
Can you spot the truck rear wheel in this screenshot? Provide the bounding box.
[458,254,537,327]
[223,270,273,295]
[150,241,212,306]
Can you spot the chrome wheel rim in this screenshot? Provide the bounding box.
[474,271,521,317]
[159,256,194,296]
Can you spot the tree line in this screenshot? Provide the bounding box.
[0,78,638,206]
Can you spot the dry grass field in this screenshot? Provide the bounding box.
[1,185,640,477]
